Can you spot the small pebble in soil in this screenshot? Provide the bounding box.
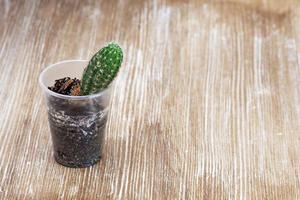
[48,77,81,96]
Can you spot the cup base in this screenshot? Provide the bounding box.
[54,154,101,168]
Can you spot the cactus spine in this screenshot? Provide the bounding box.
[80,43,123,95]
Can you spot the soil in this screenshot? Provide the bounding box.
[48,77,81,96]
[46,77,108,168]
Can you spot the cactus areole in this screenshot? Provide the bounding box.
[80,43,123,95]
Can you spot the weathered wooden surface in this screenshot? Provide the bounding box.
[1,0,300,199]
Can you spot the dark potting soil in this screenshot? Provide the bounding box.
[47,77,108,168]
[48,77,81,96]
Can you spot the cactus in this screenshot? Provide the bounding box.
[80,43,123,95]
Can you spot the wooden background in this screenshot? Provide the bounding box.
[1,0,300,199]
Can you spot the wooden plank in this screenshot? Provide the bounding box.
[0,0,299,199]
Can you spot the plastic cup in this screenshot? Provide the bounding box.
[39,60,111,168]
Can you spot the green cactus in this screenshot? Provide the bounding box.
[80,43,123,95]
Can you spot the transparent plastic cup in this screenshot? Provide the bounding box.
[39,60,111,168]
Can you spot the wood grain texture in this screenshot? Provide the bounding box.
[1,0,300,199]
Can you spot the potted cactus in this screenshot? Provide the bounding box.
[39,43,123,168]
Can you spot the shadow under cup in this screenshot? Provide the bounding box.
[39,60,111,168]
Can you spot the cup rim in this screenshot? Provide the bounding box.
[39,59,111,100]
